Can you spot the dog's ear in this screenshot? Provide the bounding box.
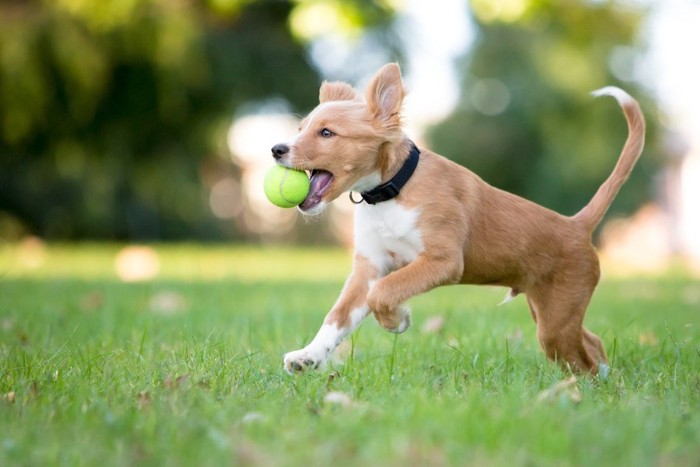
[365,63,405,122]
[319,81,357,103]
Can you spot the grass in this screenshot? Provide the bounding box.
[1,243,698,466]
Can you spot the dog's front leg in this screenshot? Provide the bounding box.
[368,253,462,332]
[283,255,378,374]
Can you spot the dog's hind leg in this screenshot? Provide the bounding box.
[526,276,607,374]
[583,326,608,365]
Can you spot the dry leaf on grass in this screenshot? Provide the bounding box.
[2,318,15,331]
[324,391,354,408]
[507,328,524,342]
[326,370,340,390]
[241,412,265,424]
[421,316,445,334]
[536,376,582,405]
[149,291,187,316]
[163,373,190,389]
[639,331,658,346]
[80,292,104,312]
[137,391,152,410]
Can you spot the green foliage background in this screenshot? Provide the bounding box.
[0,0,395,240]
[0,0,662,241]
[429,0,661,218]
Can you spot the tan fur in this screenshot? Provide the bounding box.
[276,63,645,374]
[325,254,377,328]
[319,81,359,103]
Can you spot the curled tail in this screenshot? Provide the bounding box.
[573,86,646,231]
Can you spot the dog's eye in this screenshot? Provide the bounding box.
[319,128,334,138]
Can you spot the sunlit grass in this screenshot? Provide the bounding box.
[1,243,698,466]
[0,241,351,282]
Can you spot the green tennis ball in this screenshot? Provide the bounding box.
[263,165,310,208]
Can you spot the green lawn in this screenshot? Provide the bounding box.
[1,243,698,466]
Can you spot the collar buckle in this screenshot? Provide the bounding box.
[362,182,399,205]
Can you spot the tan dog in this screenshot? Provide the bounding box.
[272,63,645,375]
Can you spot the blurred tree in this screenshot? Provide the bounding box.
[0,0,397,240]
[428,0,662,223]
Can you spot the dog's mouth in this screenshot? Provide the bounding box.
[300,169,334,211]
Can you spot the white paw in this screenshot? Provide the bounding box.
[389,306,412,334]
[283,347,328,375]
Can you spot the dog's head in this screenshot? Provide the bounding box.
[271,63,406,214]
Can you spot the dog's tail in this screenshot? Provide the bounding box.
[573,86,646,232]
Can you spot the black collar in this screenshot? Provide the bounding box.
[353,142,420,205]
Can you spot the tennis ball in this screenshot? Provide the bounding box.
[263,165,310,208]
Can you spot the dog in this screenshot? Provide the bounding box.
[271,63,645,375]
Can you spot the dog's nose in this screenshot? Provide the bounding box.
[271,144,289,160]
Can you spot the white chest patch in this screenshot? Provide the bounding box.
[354,200,424,274]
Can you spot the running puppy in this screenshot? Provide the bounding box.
[272,63,645,375]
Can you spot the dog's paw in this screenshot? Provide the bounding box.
[389,306,412,334]
[375,306,412,334]
[283,348,326,375]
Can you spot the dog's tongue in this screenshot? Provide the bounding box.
[300,170,333,211]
